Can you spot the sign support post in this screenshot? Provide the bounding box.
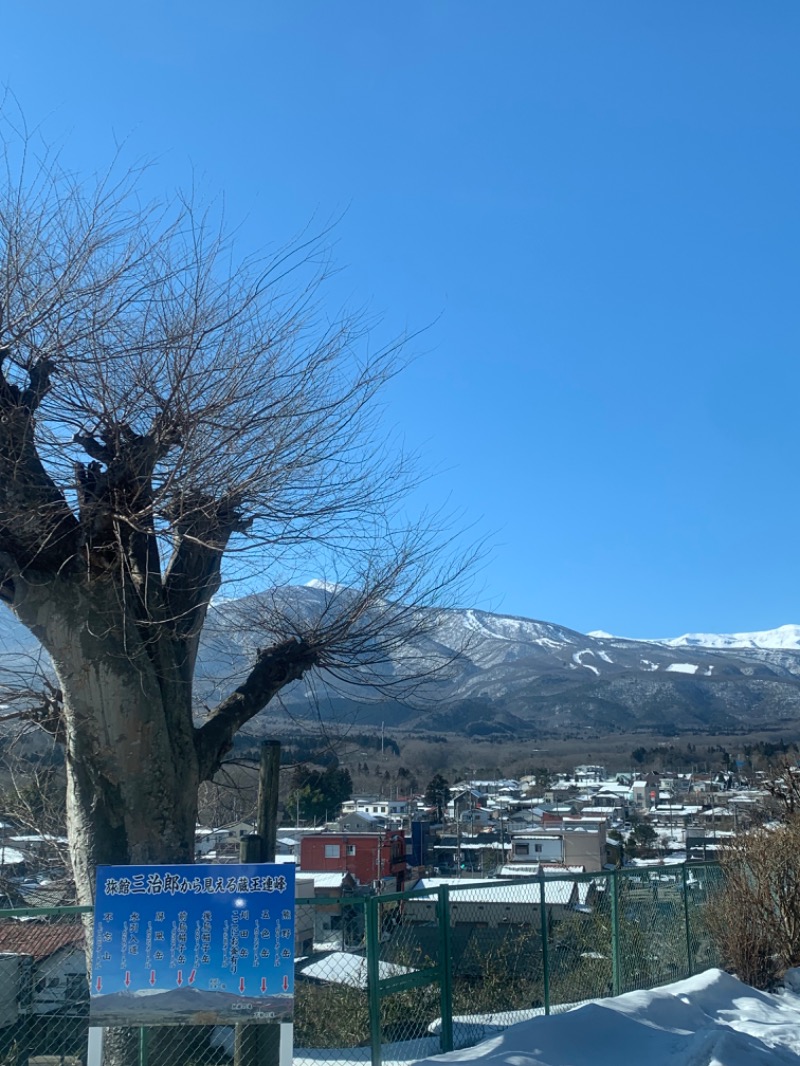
[236,740,284,1066]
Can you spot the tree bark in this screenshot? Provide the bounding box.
[10,573,204,1065]
[15,576,199,886]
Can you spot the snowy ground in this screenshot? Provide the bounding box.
[408,969,800,1066]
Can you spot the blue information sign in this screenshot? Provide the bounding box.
[90,863,295,1026]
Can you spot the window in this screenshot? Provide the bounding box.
[346,844,357,856]
[514,843,529,857]
[534,843,543,853]
[324,844,341,859]
[66,974,87,1002]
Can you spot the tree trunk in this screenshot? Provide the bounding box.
[13,574,200,883]
[11,574,201,1065]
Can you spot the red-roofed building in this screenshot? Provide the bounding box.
[0,921,87,1019]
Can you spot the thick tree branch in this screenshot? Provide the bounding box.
[194,638,320,779]
[163,496,247,679]
[72,423,171,598]
[0,357,80,573]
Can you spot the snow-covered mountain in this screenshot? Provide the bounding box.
[4,588,800,737]
[653,624,800,651]
[196,592,800,737]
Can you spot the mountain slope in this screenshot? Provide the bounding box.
[197,591,800,736]
[2,588,800,737]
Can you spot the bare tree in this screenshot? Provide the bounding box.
[0,118,471,910]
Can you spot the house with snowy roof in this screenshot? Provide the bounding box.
[407,876,586,923]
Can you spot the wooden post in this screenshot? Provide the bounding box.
[235,740,282,1066]
[258,740,281,863]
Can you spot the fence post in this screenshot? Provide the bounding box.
[366,894,382,1066]
[538,871,550,1015]
[610,868,621,996]
[437,885,453,1052]
[138,1026,149,1066]
[682,864,694,977]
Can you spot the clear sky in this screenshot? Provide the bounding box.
[4,2,800,639]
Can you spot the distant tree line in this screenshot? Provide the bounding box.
[286,764,354,824]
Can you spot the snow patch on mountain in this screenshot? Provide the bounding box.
[588,624,800,653]
[462,609,578,647]
[657,624,800,651]
[573,651,600,676]
[304,579,346,593]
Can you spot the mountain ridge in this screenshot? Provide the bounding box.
[198,591,800,737]
[2,589,800,737]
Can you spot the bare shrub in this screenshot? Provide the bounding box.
[706,818,800,989]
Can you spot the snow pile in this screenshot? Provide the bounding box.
[411,969,800,1066]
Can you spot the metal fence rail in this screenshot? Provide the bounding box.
[0,862,723,1065]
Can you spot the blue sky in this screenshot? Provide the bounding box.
[4,3,800,638]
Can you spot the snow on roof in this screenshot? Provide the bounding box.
[433,842,508,852]
[8,835,67,844]
[651,805,703,815]
[299,872,351,889]
[414,877,582,906]
[0,848,26,866]
[298,952,414,989]
[497,865,586,878]
[626,857,688,868]
[16,881,76,908]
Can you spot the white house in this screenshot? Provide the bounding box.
[194,820,257,859]
[341,797,408,820]
[509,834,563,864]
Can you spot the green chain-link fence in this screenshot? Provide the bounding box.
[0,863,722,1065]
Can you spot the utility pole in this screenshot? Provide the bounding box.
[456,796,462,876]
